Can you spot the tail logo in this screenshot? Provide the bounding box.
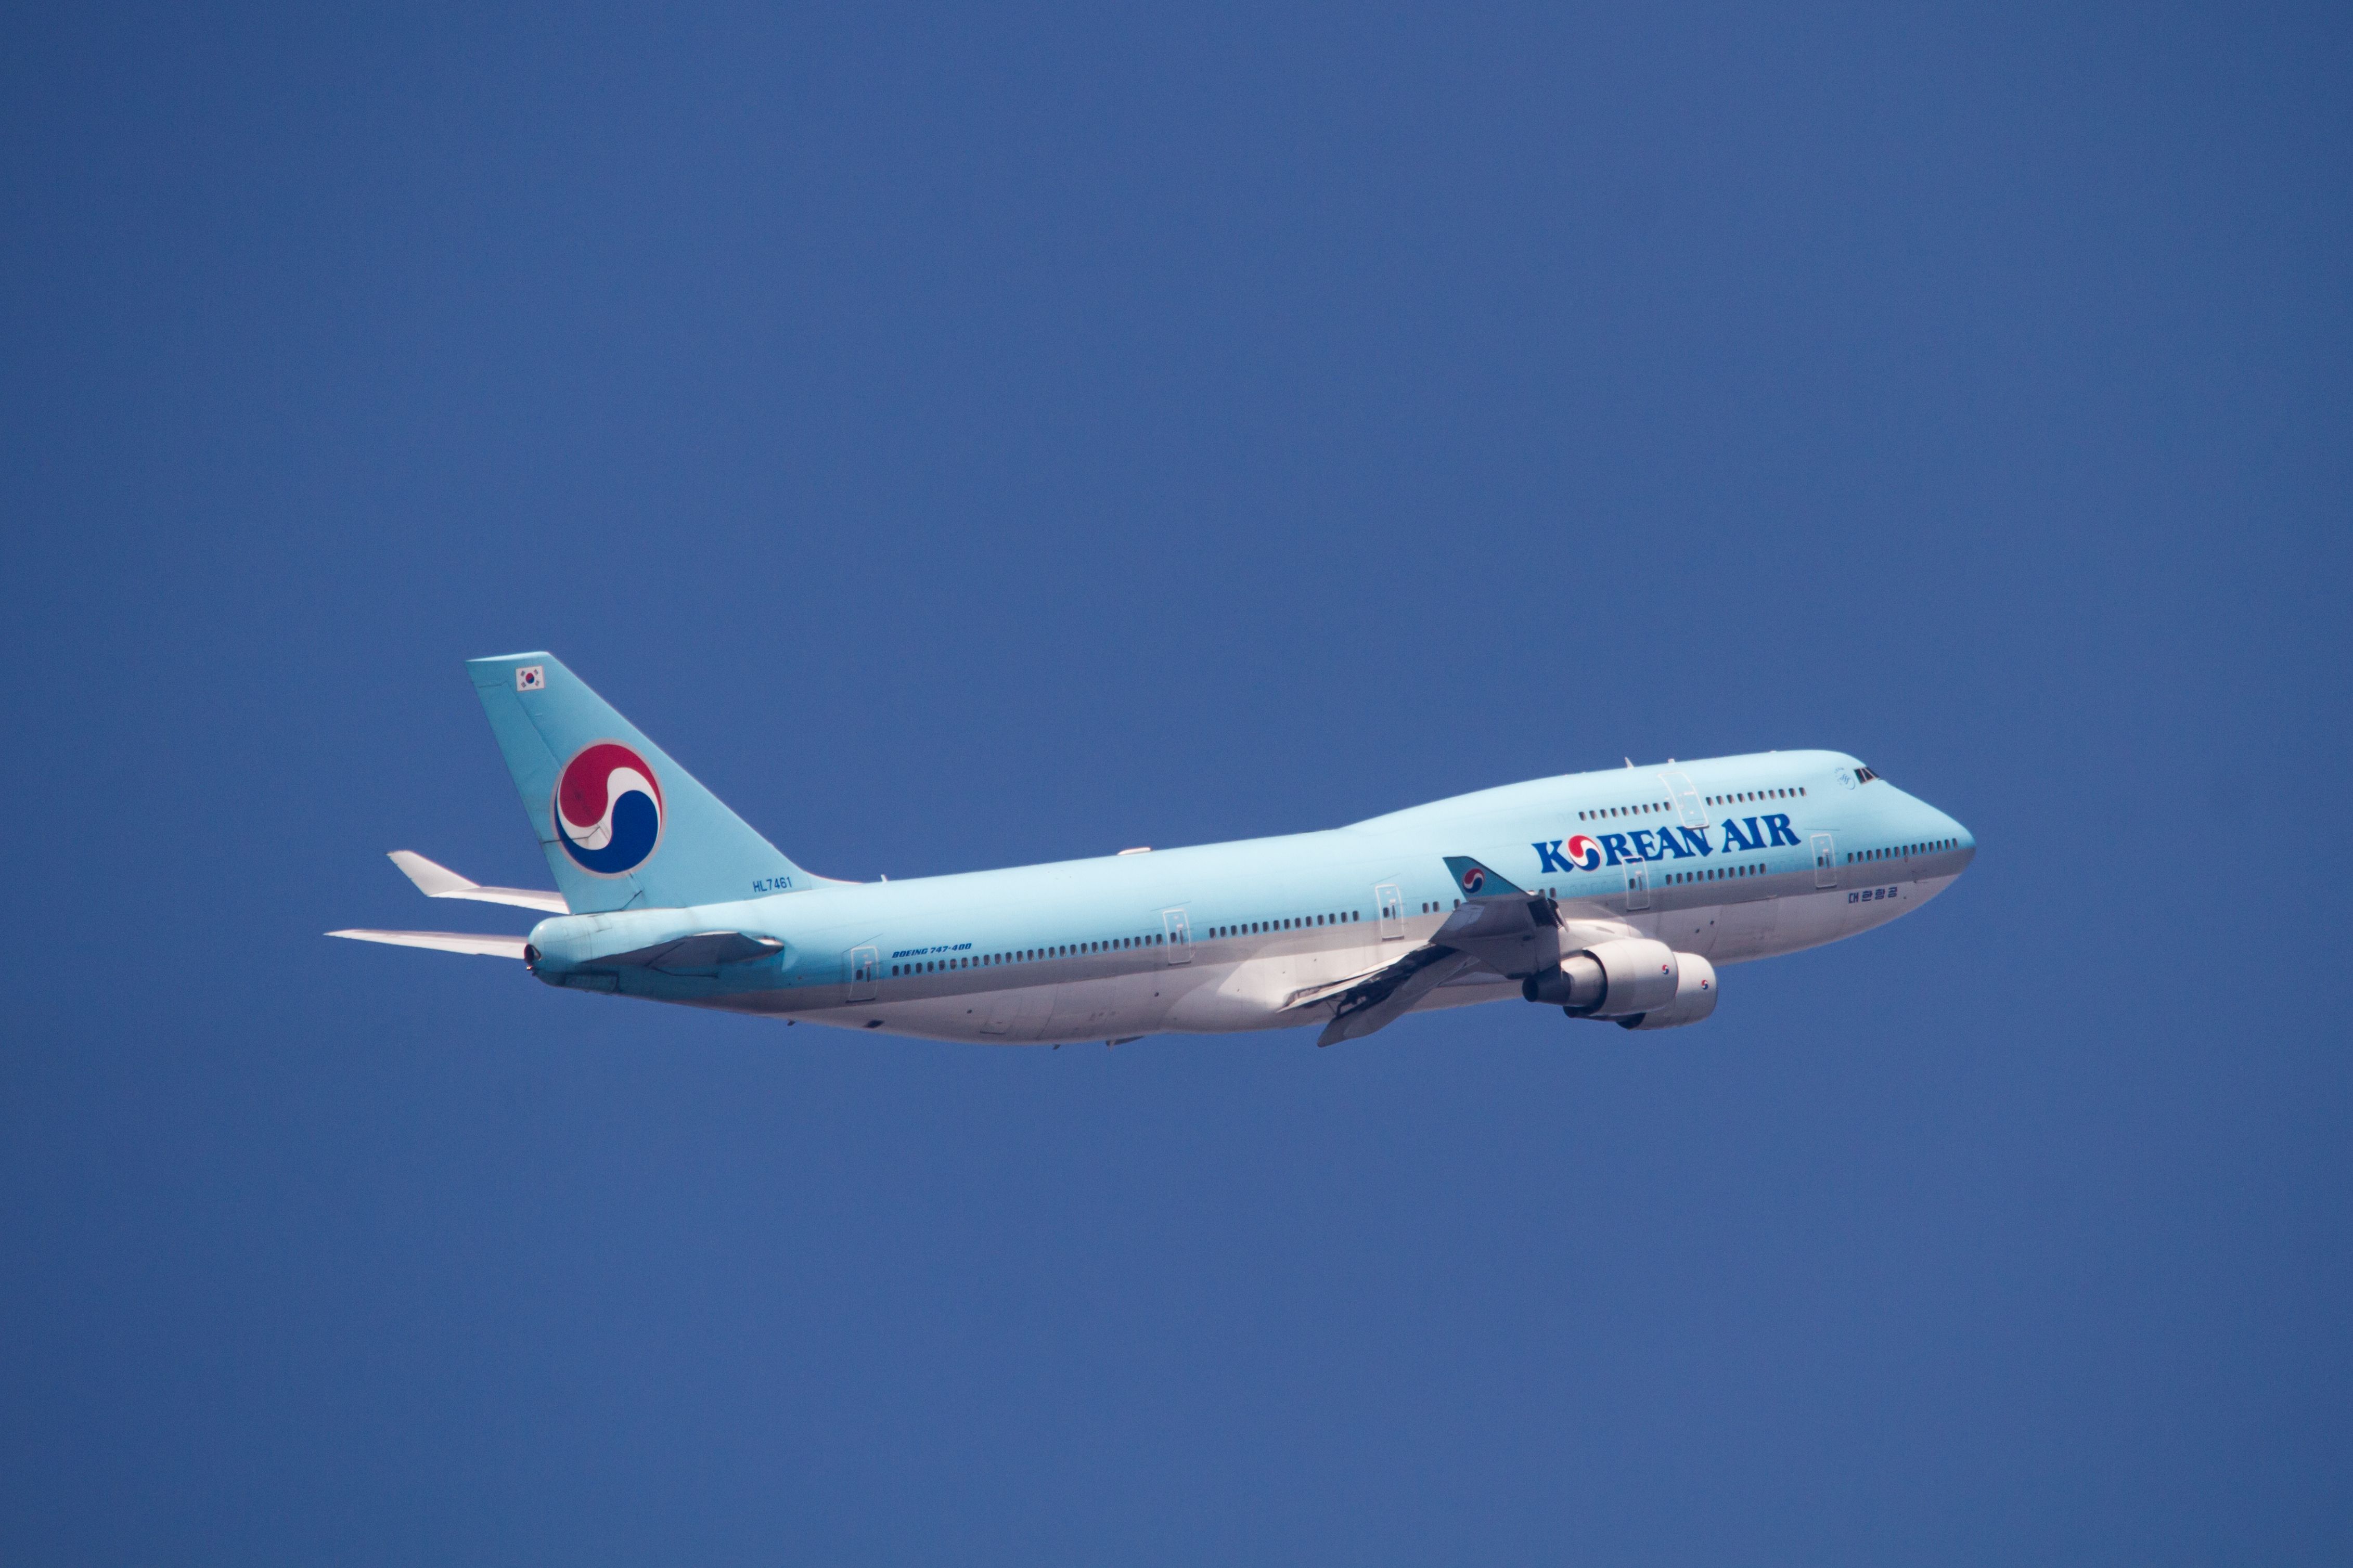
[552,742,664,876]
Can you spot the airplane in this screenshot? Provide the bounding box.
[332,653,1976,1046]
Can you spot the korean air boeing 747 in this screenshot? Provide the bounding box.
[333,653,1976,1045]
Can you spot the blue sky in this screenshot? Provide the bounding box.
[4,4,2348,1561]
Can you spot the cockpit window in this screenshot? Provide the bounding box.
[1855,766,1880,784]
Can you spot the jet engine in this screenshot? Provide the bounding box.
[1616,952,1717,1030]
[1521,938,1717,1029]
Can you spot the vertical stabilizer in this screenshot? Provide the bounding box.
[467,652,812,913]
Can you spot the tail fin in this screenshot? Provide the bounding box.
[467,652,814,913]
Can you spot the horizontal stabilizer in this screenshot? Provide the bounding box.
[328,929,530,959]
[595,931,782,972]
[389,851,568,913]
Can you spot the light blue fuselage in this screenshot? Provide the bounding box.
[523,750,1974,1045]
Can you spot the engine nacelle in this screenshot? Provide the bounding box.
[1521,937,1680,1017]
[1616,952,1718,1030]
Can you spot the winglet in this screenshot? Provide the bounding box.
[1442,855,1525,899]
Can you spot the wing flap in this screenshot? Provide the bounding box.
[1316,949,1484,1046]
[1281,958,1416,1012]
[1278,940,1493,1046]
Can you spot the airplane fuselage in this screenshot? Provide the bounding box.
[520,748,1974,1045]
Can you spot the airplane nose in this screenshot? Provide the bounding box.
[1907,797,1974,875]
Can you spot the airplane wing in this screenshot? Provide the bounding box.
[1281,959,1412,1012]
[1282,940,1489,1047]
[1290,875,1570,1046]
[388,850,569,913]
[327,929,530,958]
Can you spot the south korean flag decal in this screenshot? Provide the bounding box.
[515,665,545,692]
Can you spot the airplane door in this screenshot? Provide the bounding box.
[1661,769,1709,828]
[1161,909,1193,965]
[1624,862,1651,911]
[1375,884,1405,940]
[846,945,880,1002]
[1811,833,1838,889]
